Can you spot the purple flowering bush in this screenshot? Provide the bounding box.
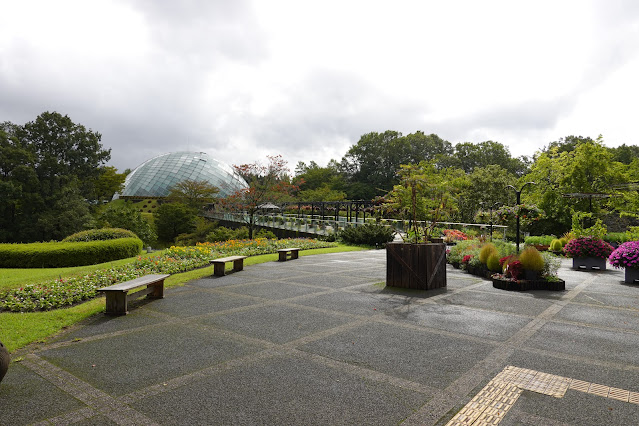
[608,241,639,269]
[563,237,614,259]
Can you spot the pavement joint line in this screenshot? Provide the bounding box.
[21,354,160,426]
[37,406,97,426]
[569,298,639,313]
[546,316,639,336]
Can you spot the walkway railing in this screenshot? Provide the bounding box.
[204,212,507,239]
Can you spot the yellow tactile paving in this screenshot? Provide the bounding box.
[446,366,639,426]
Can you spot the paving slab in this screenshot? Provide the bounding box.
[144,288,260,317]
[300,321,496,388]
[437,289,555,316]
[216,279,327,300]
[0,363,87,425]
[131,353,430,425]
[39,322,266,396]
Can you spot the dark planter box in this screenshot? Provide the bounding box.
[492,277,565,291]
[0,340,9,384]
[572,257,606,271]
[386,242,447,290]
[625,267,639,284]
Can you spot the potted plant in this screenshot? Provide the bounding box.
[383,162,454,290]
[518,246,545,280]
[608,241,639,283]
[564,214,613,270]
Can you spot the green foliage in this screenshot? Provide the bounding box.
[479,243,497,264]
[571,212,607,240]
[166,179,219,210]
[94,201,157,245]
[603,232,630,244]
[524,235,554,246]
[549,239,564,251]
[518,246,545,271]
[62,228,138,242]
[486,252,502,272]
[0,112,111,242]
[541,252,561,277]
[155,202,196,243]
[338,224,395,246]
[0,238,143,268]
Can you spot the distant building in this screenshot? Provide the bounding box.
[116,151,247,199]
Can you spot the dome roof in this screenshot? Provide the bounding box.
[120,152,247,198]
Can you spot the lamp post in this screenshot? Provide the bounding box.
[506,182,537,253]
[480,201,502,241]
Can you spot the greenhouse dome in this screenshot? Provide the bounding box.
[118,152,247,199]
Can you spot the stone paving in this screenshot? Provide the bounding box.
[1,250,639,425]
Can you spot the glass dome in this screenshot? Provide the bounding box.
[119,152,247,198]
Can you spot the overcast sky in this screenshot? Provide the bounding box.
[2,0,639,173]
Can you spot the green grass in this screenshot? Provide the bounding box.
[0,243,366,353]
[0,251,156,291]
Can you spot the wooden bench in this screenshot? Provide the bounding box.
[99,274,170,315]
[277,248,300,262]
[210,255,248,276]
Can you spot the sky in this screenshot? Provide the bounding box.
[2,0,639,174]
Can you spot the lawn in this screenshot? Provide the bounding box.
[0,243,366,353]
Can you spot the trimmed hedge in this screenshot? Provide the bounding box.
[338,224,395,246]
[0,238,143,268]
[62,228,139,242]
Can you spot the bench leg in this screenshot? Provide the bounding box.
[105,292,128,315]
[279,251,287,261]
[233,259,244,272]
[291,250,299,260]
[147,281,164,299]
[213,263,225,276]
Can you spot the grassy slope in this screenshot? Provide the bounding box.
[0,244,366,353]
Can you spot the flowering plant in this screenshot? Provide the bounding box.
[563,237,613,259]
[608,241,639,269]
[443,229,468,242]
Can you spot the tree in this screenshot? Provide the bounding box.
[90,166,126,203]
[95,202,157,245]
[166,179,219,210]
[442,141,529,176]
[154,202,196,243]
[0,113,111,242]
[220,155,298,239]
[341,131,455,199]
[456,165,516,223]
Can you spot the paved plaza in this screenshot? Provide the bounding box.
[1,250,639,425]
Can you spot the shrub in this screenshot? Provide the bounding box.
[541,252,561,277]
[486,252,502,272]
[62,228,138,242]
[524,235,554,246]
[604,232,629,244]
[443,229,468,243]
[0,238,143,268]
[549,239,563,252]
[609,241,639,269]
[519,246,545,271]
[448,239,481,264]
[564,237,614,259]
[479,243,497,265]
[338,224,395,246]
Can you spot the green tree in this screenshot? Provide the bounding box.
[0,113,111,242]
[341,131,453,198]
[90,166,126,203]
[166,179,219,210]
[95,202,157,245]
[457,165,516,223]
[442,140,529,176]
[220,155,298,239]
[154,202,196,243]
[36,183,94,241]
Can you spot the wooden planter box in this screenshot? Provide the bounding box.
[0,339,9,384]
[572,257,606,271]
[625,267,639,284]
[386,242,447,290]
[492,277,565,291]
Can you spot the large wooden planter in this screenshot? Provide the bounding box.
[386,242,447,290]
[572,257,606,270]
[625,267,639,284]
[0,339,9,384]
[492,276,565,291]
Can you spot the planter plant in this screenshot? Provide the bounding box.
[383,162,456,290]
[564,237,613,270]
[608,241,639,283]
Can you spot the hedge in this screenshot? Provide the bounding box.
[62,228,139,242]
[0,238,143,268]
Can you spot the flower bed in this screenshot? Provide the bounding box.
[491,275,565,291]
[0,238,336,313]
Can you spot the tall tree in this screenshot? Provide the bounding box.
[220,155,298,239]
[154,202,196,243]
[442,140,529,176]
